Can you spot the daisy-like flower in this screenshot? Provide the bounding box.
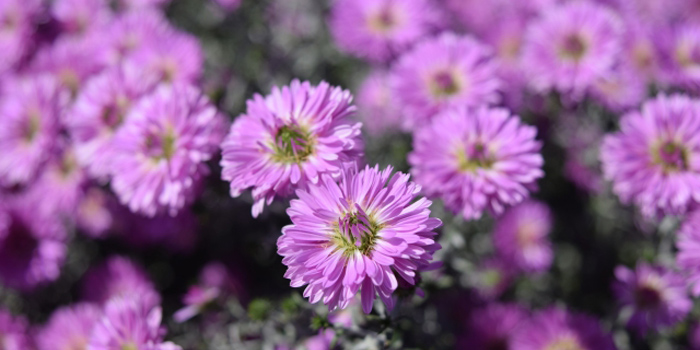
[110,83,227,217]
[458,303,528,350]
[81,255,161,310]
[493,200,553,273]
[329,0,441,63]
[0,309,32,350]
[356,70,401,136]
[220,80,363,217]
[521,1,623,97]
[677,210,700,296]
[512,307,616,350]
[600,94,700,217]
[0,75,66,187]
[391,32,500,129]
[277,164,442,313]
[36,303,102,350]
[408,106,544,220]
[0,0,40,74]
[614,263,691,335]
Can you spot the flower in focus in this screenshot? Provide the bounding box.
[521,1,623,98]
[110,83,227,217]
[677,210,700,296]
[356,70,401,136]
[329,0,441,63]
[277,165,442,313]
[493,200,553,273]
[81,255,161,310]
[0,309,32,350]
[458,303,528,350]
[220,80,363,217]
[601,94,700,217]
[409,106,543,220]
[391,32,500,129]
[0,0,40,74]
[614,263,691,335]
[0,75,66,187]
[512,307,616,350]
[36,303,102,350]
[174,262,244,322]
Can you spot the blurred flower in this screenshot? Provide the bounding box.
[110,83,227,217]
[457,303,528,350]
[665,23,700,91]
[220,80,363,217]
[0,0,40,74]
[355,70,401,136]
[512,307,616,350]
[677,209,700,296]
[277,165,441,313]
[76,187,115,238]
[126,29,203,87]
[329,0,441,63]
[556,114,604,194]
[81,255,161,310]
[213,0,242,12]
[409,107,543,220]
[0,75,66,187]
[443,0,551,36]
[303,329,335,350]
[621,18,660,83]
[51,0,111,37]
[89,298,181,350]
[493,200,553,273]
[590,64,646,112]
[521,1,623,98]
[100,10,170,66]
[0,309,32,350]
[174,262,244,322]
[601,94,700,217]
[36,303,102,350]
[391,32,500,129]
[468,258,516,300]
[115,0,171,12]
[614,263,691,335]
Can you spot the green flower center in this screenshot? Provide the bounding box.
[457,142,495,172]
[272,125,314,164]
[653,141,689,173]
[430,70,462,98]
[368,7,397,34]
[23,109,41,143]
[559,33,587,61]
[332,209,382,256]
[121,343,138,350]
[145,127,177,161]
[544,337,585,350]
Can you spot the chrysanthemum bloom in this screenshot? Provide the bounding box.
[126,29,203,87]
[110,83,227,217]
[521,1,623,98]
[329,0,441,63]
[277,165,441,313]
[36,303,102,350]
[409,107,544,219]
[677,210,700,296]
[220,80,363,217]
[665,23,700,91]
[356,70,402,136]
[512,307,616,350]
[391,33,500,129]
[0,75,66,187]
[493,200,553,273]
[614,263,691,335]
[443,0,552,36]
[81,255,161,310]
[590,64,646,113]
[51,0,112,37]
[600,94,700,217]
[0,202,67,291]
[621,19,660,83]
[89,298,182,350]
[99,10,170,66]
[458,303,528,350]
[174,262,243,322]
[0,0,40,74]
[0,309,32,350]
[76,187,115,238]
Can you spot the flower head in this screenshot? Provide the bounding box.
[277,165,441,313]
[36,303,102,350]
[0,309,32,350]
[0,0,40,74]
[81,255,161,310]
[356,70,402,136]
[512,307,616,350]
[220,80,363,217]
[493,200,553,273]
[601,94,700,217]
[76,187,116,238]
[390,32,500,129]
[458,303,528,350]
[408,106,543,220]
[51,0,111,37]
[614,263,692,335]
[590,64,647,113]
[666,23,700,91]
[126,29,203,87]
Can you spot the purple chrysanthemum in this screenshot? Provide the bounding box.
[110,83,227,217]
[277,164,441,313]
[621,18,659,83]
[458,303,528,350]
[600,94,700,217]
[0,201,67,291]
[390,32,500,129]
[220,80,363,217]
[0,308,32,350]
[493,200,553,273]
[88,298,181,350]
[614,263,691,335]
[356,70,401,136]
[521,1,623,97]
[81,255,161,310]
[0,0,40,74]
[0,75,66,187]
[329,0,441,63]
[408,106,544,220]
[36,303,102,350]
[99,10,170,66]
[677,210,700,296]
[512,307,616,350]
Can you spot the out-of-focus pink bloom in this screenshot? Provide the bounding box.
[81,255,161,310]
[356,70,401,136]
[36,303,102,350]
[76,187,116,238]
[493,200,553,273]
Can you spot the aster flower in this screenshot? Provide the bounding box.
[89,298,181,350]
[390,32,500,129]
[0,0,40,74]
[0,309,32,350]
[36,303,102,350]
[51,0,111,37]
[590,64,646,113]
[665,23,700,90]
[220,80,363,217]
[521,1,623,97]
[493,200,553,273]
[458,303,528,350]
[614,263,691,335]
[81,255,161,310]
[512,307,616,350]
[277,164,442,313]
[329,0,441,63]
[356,70,402,136]
[99,10,170,66]
[408,106,544,220]
[110,83,227,217]
[600,94,700,217]
[677,210,700,296]
[621,18,660,83]
[443,0,552,36]
[174,262,243,322]
[76,187,115,238]
[0,75,66,187]
[0,201,67,291]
